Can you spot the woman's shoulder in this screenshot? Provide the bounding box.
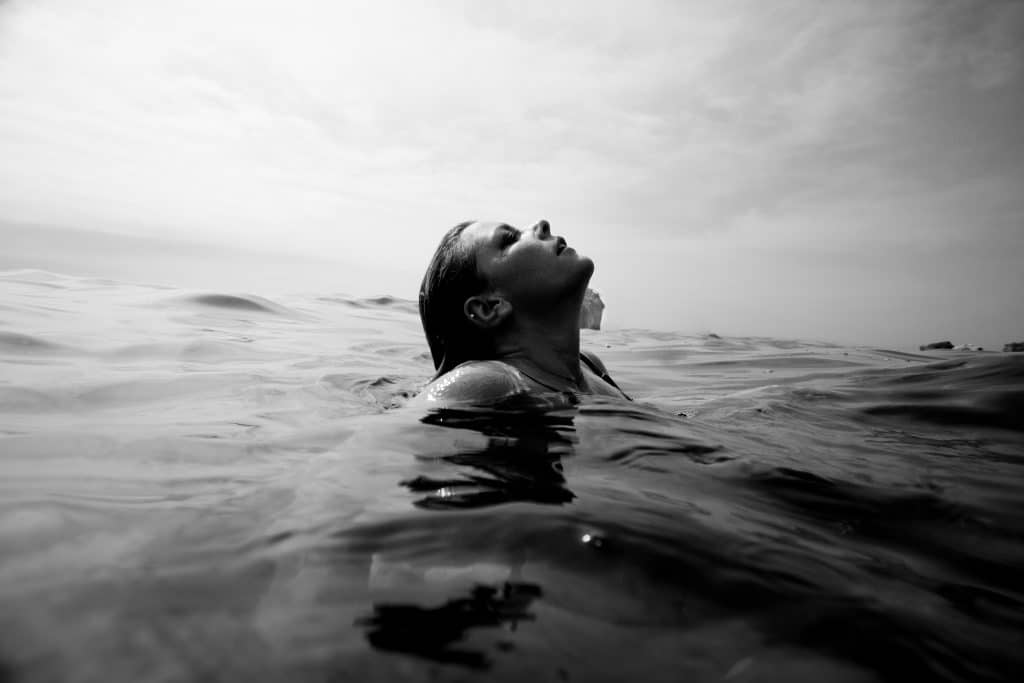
[411,360,531,407]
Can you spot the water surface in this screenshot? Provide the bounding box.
[1,269,1022,682]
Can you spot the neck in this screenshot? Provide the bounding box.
[492,294,586,387]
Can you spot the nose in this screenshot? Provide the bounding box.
[532,220,551,238]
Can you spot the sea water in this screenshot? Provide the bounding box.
[1,268,1022,682]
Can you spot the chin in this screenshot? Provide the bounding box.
[562,259,593,300]
[577,254,595,282]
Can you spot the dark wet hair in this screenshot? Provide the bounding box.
[419,221,494,378]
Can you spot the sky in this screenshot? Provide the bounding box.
[1,0,1022,349]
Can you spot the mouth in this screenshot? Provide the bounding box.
[555,237,567,254]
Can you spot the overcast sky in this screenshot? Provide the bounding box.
[1,0,1022,348]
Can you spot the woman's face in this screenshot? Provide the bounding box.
[461,220,594,310]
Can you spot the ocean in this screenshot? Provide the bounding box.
[1,266,1022,682]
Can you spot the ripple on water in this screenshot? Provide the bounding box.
[163,293,308,321]
[188,293,282,313]
[0,331,70,355]
[317,295,418,314]
[0,373,265,413]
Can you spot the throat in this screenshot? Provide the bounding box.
[510,358,584,392]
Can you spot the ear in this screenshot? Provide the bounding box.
[464,295,512,328]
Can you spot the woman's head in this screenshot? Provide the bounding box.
[419,219,594,376]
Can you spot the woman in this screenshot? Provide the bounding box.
[413,219,630,406]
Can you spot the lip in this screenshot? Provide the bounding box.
[555,237,567,254]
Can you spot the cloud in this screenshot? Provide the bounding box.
[0,0,1021,346]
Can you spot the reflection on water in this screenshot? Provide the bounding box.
[358,411,574,667]
[402,409,577,509]
[356,582,543,670]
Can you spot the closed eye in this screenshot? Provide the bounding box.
[499,226,520,248]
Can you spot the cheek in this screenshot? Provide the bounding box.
[519,245,556,271]
[486,247,571,298]
[497,249,547,279]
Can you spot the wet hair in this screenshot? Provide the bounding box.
[419,220,494,378]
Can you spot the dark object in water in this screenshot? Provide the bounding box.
[919,341,954,351]
[355,582,543,669]
[1004,341,1024,352]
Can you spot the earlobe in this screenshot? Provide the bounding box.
[465,296,512,328]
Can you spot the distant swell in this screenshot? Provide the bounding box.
[318,295,418,313]
[187,294,281,313]
[0,331,65,354]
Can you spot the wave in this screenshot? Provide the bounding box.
[0,373,263,413]
[839,355,1024,433]
[182,293,293,315]
[317,295,418,314]
[0,331,69,354]
[859,396,1024,433]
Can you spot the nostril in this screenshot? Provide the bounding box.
[535,219,550,236]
